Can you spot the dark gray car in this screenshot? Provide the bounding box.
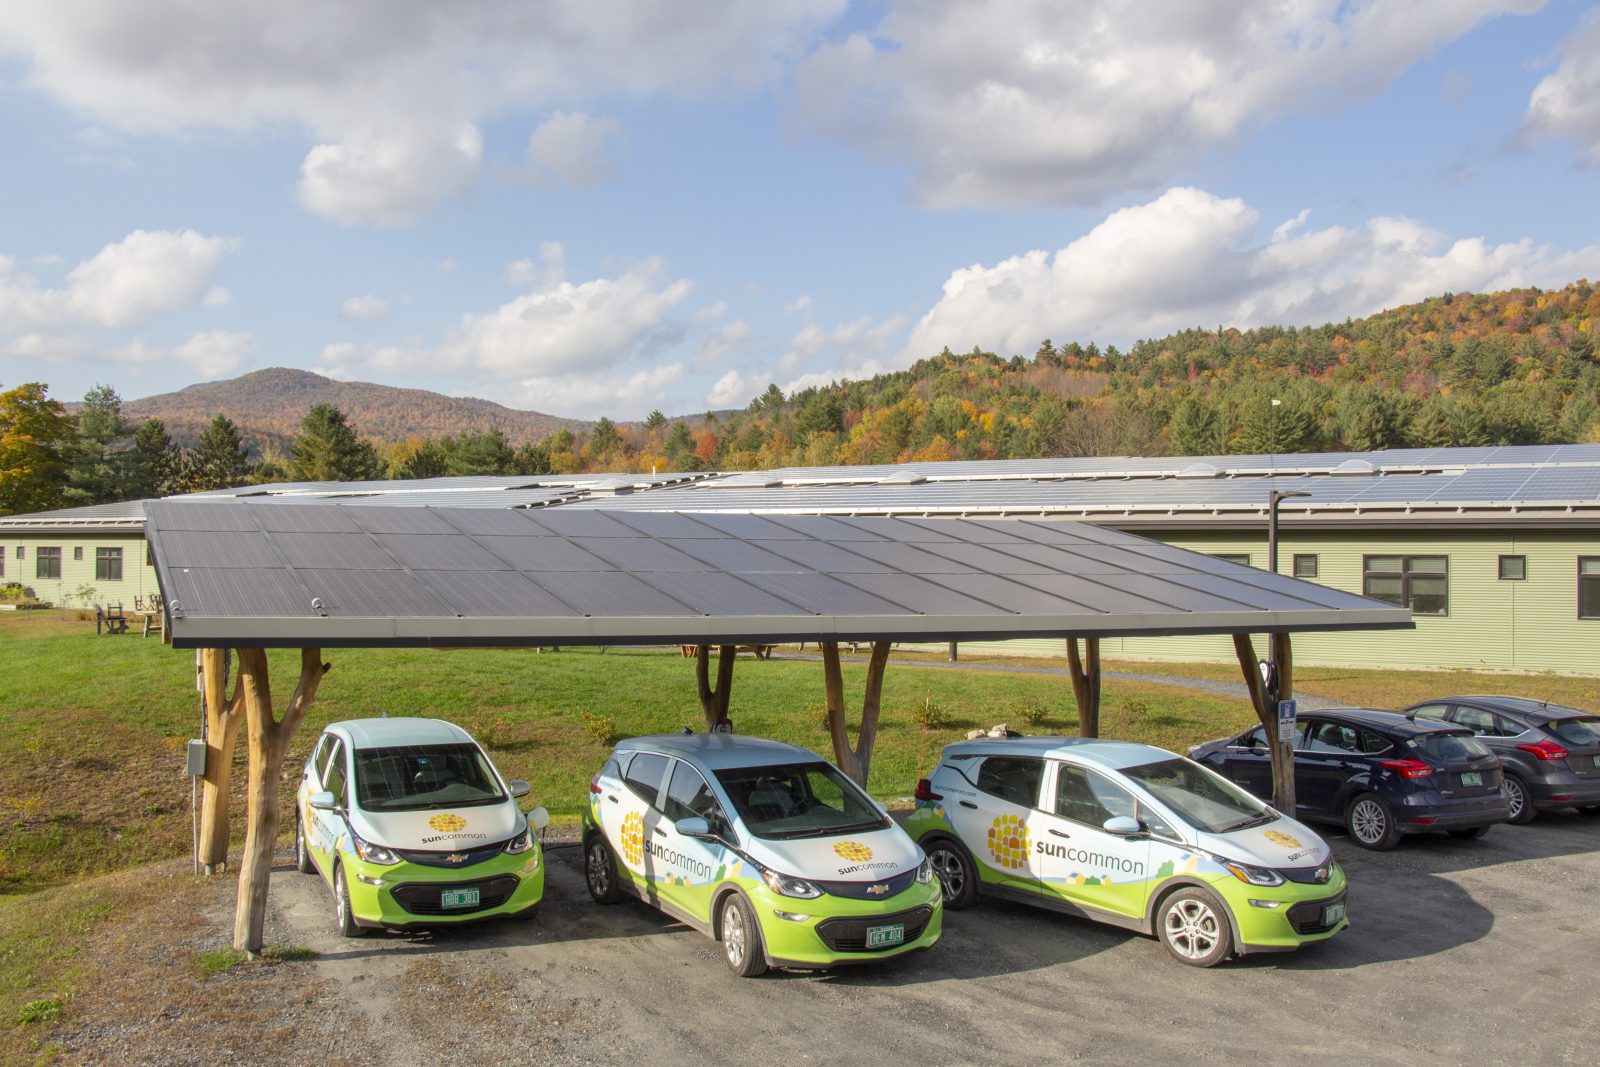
[1401,696,1600,824]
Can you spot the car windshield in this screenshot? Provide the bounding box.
[352,743,506,811]
[1406,732,1493,763]
[1119,758,1274,835]
[715,761,890,840]
[1544,717,1600,747]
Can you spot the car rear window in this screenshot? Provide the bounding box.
[1406,732,1493,763]
[1543,718,1600,747]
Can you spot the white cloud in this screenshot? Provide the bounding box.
[707,369,752,408]
[518,111,620,188]
[775,313,907,392]
[1523,8,1600,165]
[202,286,231,306]
[904,186,1600,359]
[505,243,565,288]
[693,320,753,369]
[111,330,254,377]
[437,258,460,273]
[793,0,1541,208]
[0,229,236,331]
[297,124,483,227]
[784,295,813,315]
[512,361,686,416]
[4,333,93,362]
[339,295,390,320]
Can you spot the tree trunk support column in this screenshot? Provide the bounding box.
[1066,637,1102,738]
[1233,633,1296,814]
[821,640,891,787]
[233,648,329,955]
[198,648,247,875]
[694,644,737,730]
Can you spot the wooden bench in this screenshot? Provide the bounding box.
[95,603,129,636]
[678,644,775,659]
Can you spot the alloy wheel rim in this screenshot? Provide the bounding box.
[1352,800,1385,843]
[588,844,610,894]
[724,904,747,966]
[336,873,348,927]
[1506,781,1525,819]
[930,849,964,900]
[1165,899,1218,959]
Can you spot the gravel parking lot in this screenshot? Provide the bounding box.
[268,812,1597,1066]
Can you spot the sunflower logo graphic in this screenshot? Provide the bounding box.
[620,811,644,867]
[428,813,466,833]
[833,840,873,863]
[987,814,1031,869]
[1264,830,1302,849]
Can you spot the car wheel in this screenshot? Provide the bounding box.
[584,834,624,904]
[334,862,366,938]
[924,838,978,910]
[719,893,769,978]
[295,809,314,874]
[1344,793,1400,851]
[1502,775,1536,825]
[1156,886,1233,968]
[1447,826,1489,840]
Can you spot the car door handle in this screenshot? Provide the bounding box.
[1049,828,1071,839]
[607,795,618,803]
[958,800,978,810]
[653,827,667,837]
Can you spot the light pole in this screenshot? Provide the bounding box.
[1268,489,1311,575]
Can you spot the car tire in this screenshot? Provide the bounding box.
[924,837,978,910]
[1447,826,1489,840]
[1156,886,1234,968]
[1502,775,1536,825]
[295,809,314,874]
[584,834,624,904]
[718,893,769,978]
[333,862,366,938]
[1344,793,1400,851]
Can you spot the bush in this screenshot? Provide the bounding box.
[0,582,37,603]
[579,711,621,747]
[921,699,952,730]
[1014,699,1051,727]
[15,997,62,1025]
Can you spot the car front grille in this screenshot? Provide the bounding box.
[815,905,934,952]
[390,875,521,916]
[1286,890,1347,935]
[395,842,508,868]
[814,869,918,900]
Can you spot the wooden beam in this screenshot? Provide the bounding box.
[693,644,737,730]
[1233,633,1295,814]
[821,640,891,787]
[1066,637,1102,738]
[233,648,328,955]
[197,648,246,874]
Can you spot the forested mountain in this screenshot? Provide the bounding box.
[117,367,588,453]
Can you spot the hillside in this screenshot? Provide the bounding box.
[121,367,588,451]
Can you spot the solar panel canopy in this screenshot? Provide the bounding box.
[145,501,1411,649]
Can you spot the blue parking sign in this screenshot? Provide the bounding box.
[1277,699,1297,743]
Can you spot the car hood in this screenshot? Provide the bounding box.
[349,802,520,850]
[751,823,922,881]
[1187,736,1235,760]
[1194,814,1330,870]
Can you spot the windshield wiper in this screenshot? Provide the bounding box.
[1215,812,1276,833]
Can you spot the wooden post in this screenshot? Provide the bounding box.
[1066,637,1102,738]
[1233,633,1295,814]
[694,643,737,730]
[233,648,328,955]
[821,640,891,787]
[198,648,247,874]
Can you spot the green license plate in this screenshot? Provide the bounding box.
[1461,771,1482,787]
[866,923,905,948]
[1323,903,1346,925]
[441,887,480,910]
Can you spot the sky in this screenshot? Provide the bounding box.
[1,1,1599,421]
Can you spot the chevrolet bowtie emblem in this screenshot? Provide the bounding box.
[866,883,889,895]
[446,854,467,864]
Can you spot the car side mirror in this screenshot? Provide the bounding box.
[1102,815,1144,837]
[308,790,340,812]
[676,816,712,839]
[527,806,550,830]
[509,779,531,799]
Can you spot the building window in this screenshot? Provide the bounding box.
[36,547,61,580]
[1292,554,1318,578]
[1211,553,1251,567]
[73,546,84,561]
[1498,555,1526,581]
[0,550,5,577]
[13,546,21,559]
[1581,558,1600,620]
[1363,555,1448,615]
[96,547,123,582]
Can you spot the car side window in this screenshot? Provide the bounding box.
[1053,763,1138,827]
[322,740,347,805]
[1409,704,1451,722]
[313,734,337,782]
[662,760,726,827]
[1237,726,1268,749]
[1358,730,1393,755]
[976,756,1044,809]
[1454,707,1495,734]
[622,752,671,808]
[1308,723,1363,754]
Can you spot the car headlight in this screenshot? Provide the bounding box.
[1222,860,1285,887]
[915,857,935,884]
[503,825,535,855]
[761,869,823,899]
[351,835,401,866]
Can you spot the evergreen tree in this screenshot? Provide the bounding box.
[182,415,253,491]
[393,440,448,479]
[589,417,620,455]
[128,418,180,499]
[441,429,515,475]
[290,403,384,481]
[644,409,667,430]
[62,384,130,507]
[1167,396,1226,456]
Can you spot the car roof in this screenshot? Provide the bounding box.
[1303,707,1466,736]
[329,717,476,749]
[617,733,826,770]
[939,736,1178,771]
[1424,695,1594,721]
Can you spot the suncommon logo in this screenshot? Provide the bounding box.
[428,813,467,833]
[833,840,873,863]
[988,814,1030,869]
[620,811,645,867]
[1264,830,1303,849]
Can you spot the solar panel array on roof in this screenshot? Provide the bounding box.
[143,501,1410,648]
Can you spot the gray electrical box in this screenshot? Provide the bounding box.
[186,739,207,777]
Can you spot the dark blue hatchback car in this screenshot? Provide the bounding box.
[1190,708,1510,850]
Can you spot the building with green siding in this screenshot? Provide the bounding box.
[3,446,1597,673]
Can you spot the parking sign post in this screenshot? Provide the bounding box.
[1277,699,1297,744]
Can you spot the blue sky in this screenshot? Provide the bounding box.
[1,1,1598,420]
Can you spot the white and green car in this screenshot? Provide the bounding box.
[583,734,942,976]
[905,736,1348,967]
[297,718,549,935]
